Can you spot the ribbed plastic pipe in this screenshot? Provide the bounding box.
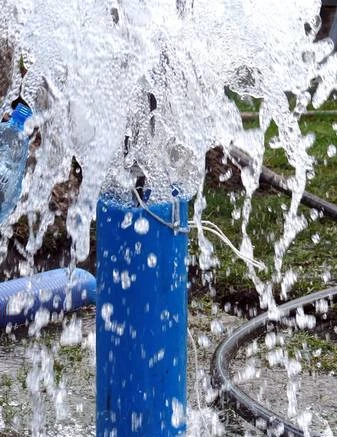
[96,196,188,437]
[0,268,96,328]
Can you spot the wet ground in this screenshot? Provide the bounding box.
[0,304,336,436]
[0,310,96,436]
[230,326,337,436]
[0,303,257,437]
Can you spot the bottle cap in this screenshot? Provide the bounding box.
[11,103,33,131]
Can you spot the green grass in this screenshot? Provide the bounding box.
[196,94,337,303]
[253,328,337,373]
[201,186,337,300]
[286,330,337,373]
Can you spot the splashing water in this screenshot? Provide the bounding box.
[0,0,335,265]
[0,0,337,435]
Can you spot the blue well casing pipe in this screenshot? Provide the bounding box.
[0,268,96,328]
[96,196,188,436]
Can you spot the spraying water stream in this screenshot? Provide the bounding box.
[0,0,337,435]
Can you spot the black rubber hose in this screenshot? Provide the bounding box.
[240,110,337,121]
[230,147,337,221]
[211,286,337,437]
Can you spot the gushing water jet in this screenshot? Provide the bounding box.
[0,0,336,435]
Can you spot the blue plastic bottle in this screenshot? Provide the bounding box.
[0,103,32,223]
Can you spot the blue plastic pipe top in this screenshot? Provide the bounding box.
[0,268,96,328]
[96,196,188,436]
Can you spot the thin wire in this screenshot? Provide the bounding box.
[189,221,265,270]
[132,188,264,270]
[201,220,265,270]
[188,328,212,437]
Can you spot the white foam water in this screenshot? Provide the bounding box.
[0,0,337,435]
[0,0,334,266]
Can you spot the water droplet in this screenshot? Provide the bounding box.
[246,340,259,357]
[315,298,328,314]
[121,212,133,229]
[171,398,185,429]
[296,307,316,330]
[134,217,149,235]
[39,288,53,303]
[112,269,120,283]
[131,412,143,432]
[124,247,131,264]
[211,304,218,315]
[219,169,232,182]
[121,270,131,289]
[311,233,320,245]
[310,208,319,221]
[322,270,331,283]
[29,307,51,337]
[147,253,157,268]
[197,334,211,349]
[157,349,165,361]
[116,323,125,336]
[60,317,82,346]
[327,144,336,158]
[135,242,142,254]
[161,310,170,320]
[265,332,277,350]
[101,303,113,330]
[210,320,223,334]
[7,290,34,315]
[232,208,241,220]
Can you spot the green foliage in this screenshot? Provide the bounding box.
[287,330,337,373]
[199,97,337,303]
[59,344,84,363]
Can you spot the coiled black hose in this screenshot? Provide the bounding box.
[211,286,337,437]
